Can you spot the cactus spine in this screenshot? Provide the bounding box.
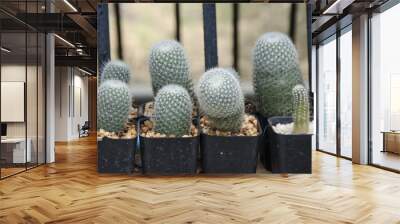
[197,68,244,132]
[252,32,304,118]
[154,84,192,136]
[101,60,132,84]
[149,40,195,102]
[292,84,309,134]
[97,80,131,132]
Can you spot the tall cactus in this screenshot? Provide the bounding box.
[197,68,244,132]
[97,80,131,132]
[154,84,192,136]
[101,60,132,84]
[292,84,309,134]
[252,32,304,118]
[149,40,195,101]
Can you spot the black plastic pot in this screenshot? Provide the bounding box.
[97,137,136,174]
[256,114,271,171]
[265,117,312,174]
[200,122,261,174]
[139,119,199,175]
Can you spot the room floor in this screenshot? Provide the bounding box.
[372,150,400,171]
[0,136,400,223]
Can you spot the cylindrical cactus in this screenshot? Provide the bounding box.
[101,60,132,84]
[97,80,131,132]
[149,40,195,100]
[197,68,244,132]
[224,67,240,80]
[292,84,309,134]
[154,84,193,136]
[252,32,304,118]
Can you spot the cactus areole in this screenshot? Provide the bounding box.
[101,60,132,84]
[154,84,193,136]
[149,40,195,101]
[292,84,310,134]
[197,68,244,132]
[252,32,304,118]
[97,80,131,133]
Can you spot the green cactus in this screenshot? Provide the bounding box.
[149,40,195,100]
[197,68,244,132]
[101,60,131,84]
[154,84,193,136]
[252,32,304,118]
[207,112,244,132]
[292,84,310,134]
[97,80,131,132]
[224,67,240,80]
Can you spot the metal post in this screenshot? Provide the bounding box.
[306,2,312,89]
[175,3,181,42]
[336,29,341,157]
[233,3,239,72]
[115,3,123,59]
[97,3,110,76]
[202,3,218,70]
[289,4,297,42]
[306,2,313,120]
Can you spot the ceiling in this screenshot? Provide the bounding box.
[312,0,390,43]
[0,0,98,73]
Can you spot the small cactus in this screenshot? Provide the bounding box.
[292,84,309,134]
[97,80,131,132]
[154,84,192,136]
[252,32,304,118]
[101,60,132,84]
[224,67,240,80]
[149,40,195,102]
[197,68,244,132]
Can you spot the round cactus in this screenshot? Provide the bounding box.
[207,112,244,132]
[101,60,131,84]
[224,67,240,80]
[197,68,244,132]
[292,84,309,134]
[252,32,304,118]
[149,40,195,100]
[154,84,193,136]
[97,80,131,132]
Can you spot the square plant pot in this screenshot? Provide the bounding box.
[200,119,261,174]
[265,116,312,174]
[256,114,271,171]
[139,118,199,175]
[97,137,136,174]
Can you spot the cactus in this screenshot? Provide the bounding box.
[97,80,131,132]
[252,32,304,118]
[224,67,240,80]
[197,68,244,132]
[101,60,131,84]
[207,112,244,132]
[154,84,193,136]
[149,40,195,101]
[292,84,309,134]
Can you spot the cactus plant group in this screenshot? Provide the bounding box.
[149,40,195,101]
[252,32,304,118]
[101,60,132,84]
[197,68,244,132]
[97,80,131,133]
[154,84,193,136]
[292,84,310,134]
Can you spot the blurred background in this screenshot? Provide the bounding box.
[108,3,308,95]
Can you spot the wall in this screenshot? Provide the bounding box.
[1,63,46,165]
[1,65,42,139]
[54,67,89,141]
[1,65,25,137]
